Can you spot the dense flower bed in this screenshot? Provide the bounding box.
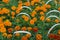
[0,0,60,40]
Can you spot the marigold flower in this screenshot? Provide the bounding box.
[15,26,20,31]
[55,19,59,23]
[11,6,16,10]
[21,36,28,40]
[33,27,38,32]
[11,11,15,16]
[8,28,13,33]
[25,34,31,38]
[2,0,10,3]
[30,20,35,25]
[46,4,51,9]
[15,33,20,37]
[32,17,37,22]
[2,33,7,37]
[27,27,32,31]
[46,18,51,22]
[40,12,44,15]
[24,16,29,21]
[24,2,30,6]
[35,6,41,11]
[4,19,12,26]
[21,27,27,31]
[58,7,60,11]
[58,30,60,35]
[31,11,36,17]
[7,34,12,39]
[0,23,4,28]
[40,16,45,21]
[36,34,42,40]
[31,1,35,6]
[1,27,6,33]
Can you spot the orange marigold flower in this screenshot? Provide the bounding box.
[40,16,45,21]
[25,34,31,38]
[21,36,28,40]
[58,7,60,11]
[8,28,13,33]
[33,27,38,32]
[0,23,4,28]
[2,0,10,3]
[33,17,37,22]
[27,27,32,31]
[1,27,6,33]
[15,26,20,31]
[46,4,51,9]
[31,1,35,6]
[11,11,15,16]
[2,33,7,37]
[58,30,60,35]
[36,34,42,40]
[55,19,59,23]
[21,27,27,31]
[4,19,12,26]
[11,6,16,10]
[7,34,12,39]
[15,33,20,37]
[34,0,40,3]
[24,16,29,21]
[35,6,41,11]
[31,11,36,17]
[24,2,30,6]
[30,20,35,25]
[40,12,44,15]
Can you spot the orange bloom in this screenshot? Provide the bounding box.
[8,28,13,33]
[30,20,35,25]
[27,27,32,31]
[55,19,59,23]
[58,30,60,35]
[36,34,42,40]
[21,27,27,31]
[35,6,41,11]
[11,11,15,16]
[46,4,51,9]
[58,7,60,11]
[31,1,35,6]
[7,34,12,39]
[40,16,45,21]
[15,33,20,37]
[40,12,44,15]
[2,0,10,3]
[0,27,6,33]
[24,16,29,21]
[2,33,7,37]
[2,8,10,14]
[33,17,37,22]
[21,36,28,40]
[11,6,16,10]
[4,19,12,26]
[34,0,40,3]
[31,11,36,17]
[25,34,31,38]
[15,26,20,31]
[24,2,30,6]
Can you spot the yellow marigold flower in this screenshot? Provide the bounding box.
[21,26,27,31]
[24,2,30,6]
[55,19,59,23]
[4,19,12,26]
[2,0,10,3]
[15,33,20,37]
[11,6,16,10]
[27,27,32,31]
[21,36,28,40]
[15,26,20,31]
[30,19,35,25]
[7,34,12,39]
[58,30,60,35]
[40,16,45,21]
[25,34,31,38]
[0,27,6,33]
[2,33,7,37]
[46,18,51,22]
[36,34,42,40]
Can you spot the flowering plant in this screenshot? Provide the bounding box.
[0,0,60,40]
